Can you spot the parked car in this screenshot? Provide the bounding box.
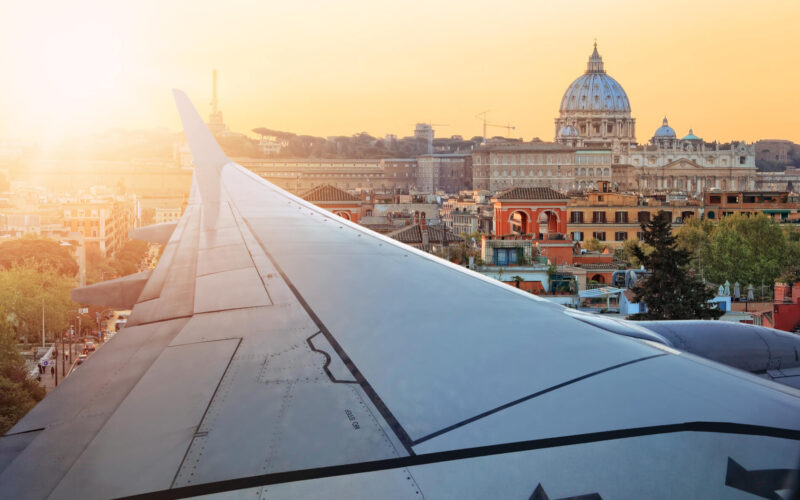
[76,354,88,365]
[84,342,96,352]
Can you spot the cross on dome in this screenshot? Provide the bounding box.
[587,42,604,73]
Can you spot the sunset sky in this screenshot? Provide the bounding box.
[1,0,798,144]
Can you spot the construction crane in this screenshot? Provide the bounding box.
[476,111,515,142]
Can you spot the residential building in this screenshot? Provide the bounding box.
[301,184,363,222]
[567,182,702,246]
[702,190,800,221]
[440,193,493,236]
[154,207,183,224]
[62,196,136,258]
[386,212,462,252]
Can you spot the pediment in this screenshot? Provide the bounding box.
[661,158,703,170]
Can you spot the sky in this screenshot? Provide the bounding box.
[1,0,798,145]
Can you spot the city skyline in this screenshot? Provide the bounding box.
[1,0,799,145]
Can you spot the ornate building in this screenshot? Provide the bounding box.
[615,119,757,193]
[555,43,636,151]
[554,44,757,195]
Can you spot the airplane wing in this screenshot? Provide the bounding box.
[1,91,798,500]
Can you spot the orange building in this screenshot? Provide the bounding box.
[301,184,362,223]
[491,187,583,265]
[703,190,800,221]
[567,182,701,247]
[492,187,569,237]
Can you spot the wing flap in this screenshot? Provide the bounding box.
[70,270,151,309]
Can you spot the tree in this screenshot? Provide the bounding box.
[0,327,45,434]
[614,238,653,268]
[629,215,722,320]
[0,236,78,277]
[0,264,77,344]
[677,213,798,287]
[583,238,606,253]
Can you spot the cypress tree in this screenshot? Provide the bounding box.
[629,214,723,320]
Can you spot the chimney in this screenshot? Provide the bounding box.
[419,212,426,230]
[413,211,419,225]
[775,282,790,303]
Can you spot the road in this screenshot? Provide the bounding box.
[38,337,106,393]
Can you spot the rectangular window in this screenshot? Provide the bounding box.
[592,211,606,223]
[637,231,645,240]
[615,211,628,223]
[727,195,738,203]
[572,231,584,241]
[709,195,721,204]
[509,248,518,264]
[495,249,508,266]
[571,212,584,223]
[615,231,628,241]
[592,231,606,241]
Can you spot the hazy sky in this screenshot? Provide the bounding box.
[1,0,798,144]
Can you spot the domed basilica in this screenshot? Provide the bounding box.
[555,43,636,151]
[554,44,756,193]
[473,44,757,194]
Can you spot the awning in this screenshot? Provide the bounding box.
[579,286,624,298]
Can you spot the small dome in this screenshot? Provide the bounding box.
[654,117,676,138]
[682,128,701,141]
[559,125,579,137]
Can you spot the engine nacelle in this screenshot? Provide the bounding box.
[565,310,800,389]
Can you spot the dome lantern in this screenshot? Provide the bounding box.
[586,42,605,74]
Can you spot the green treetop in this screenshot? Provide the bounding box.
[629,215,722,320]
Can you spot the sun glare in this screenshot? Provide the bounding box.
[22,22,123,126]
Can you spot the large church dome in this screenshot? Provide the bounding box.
[559,45,631,114]
[554,43,637,150]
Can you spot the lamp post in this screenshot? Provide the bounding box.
[41,297,45,348]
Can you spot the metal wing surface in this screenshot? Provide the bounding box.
[1,91,798,500]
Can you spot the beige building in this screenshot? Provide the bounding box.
[239,158,423,194]
[473,143,612,192]
[239,158,384,193]
[154,207,183,224]
[567,182,702,247]
[63,197,136,258]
